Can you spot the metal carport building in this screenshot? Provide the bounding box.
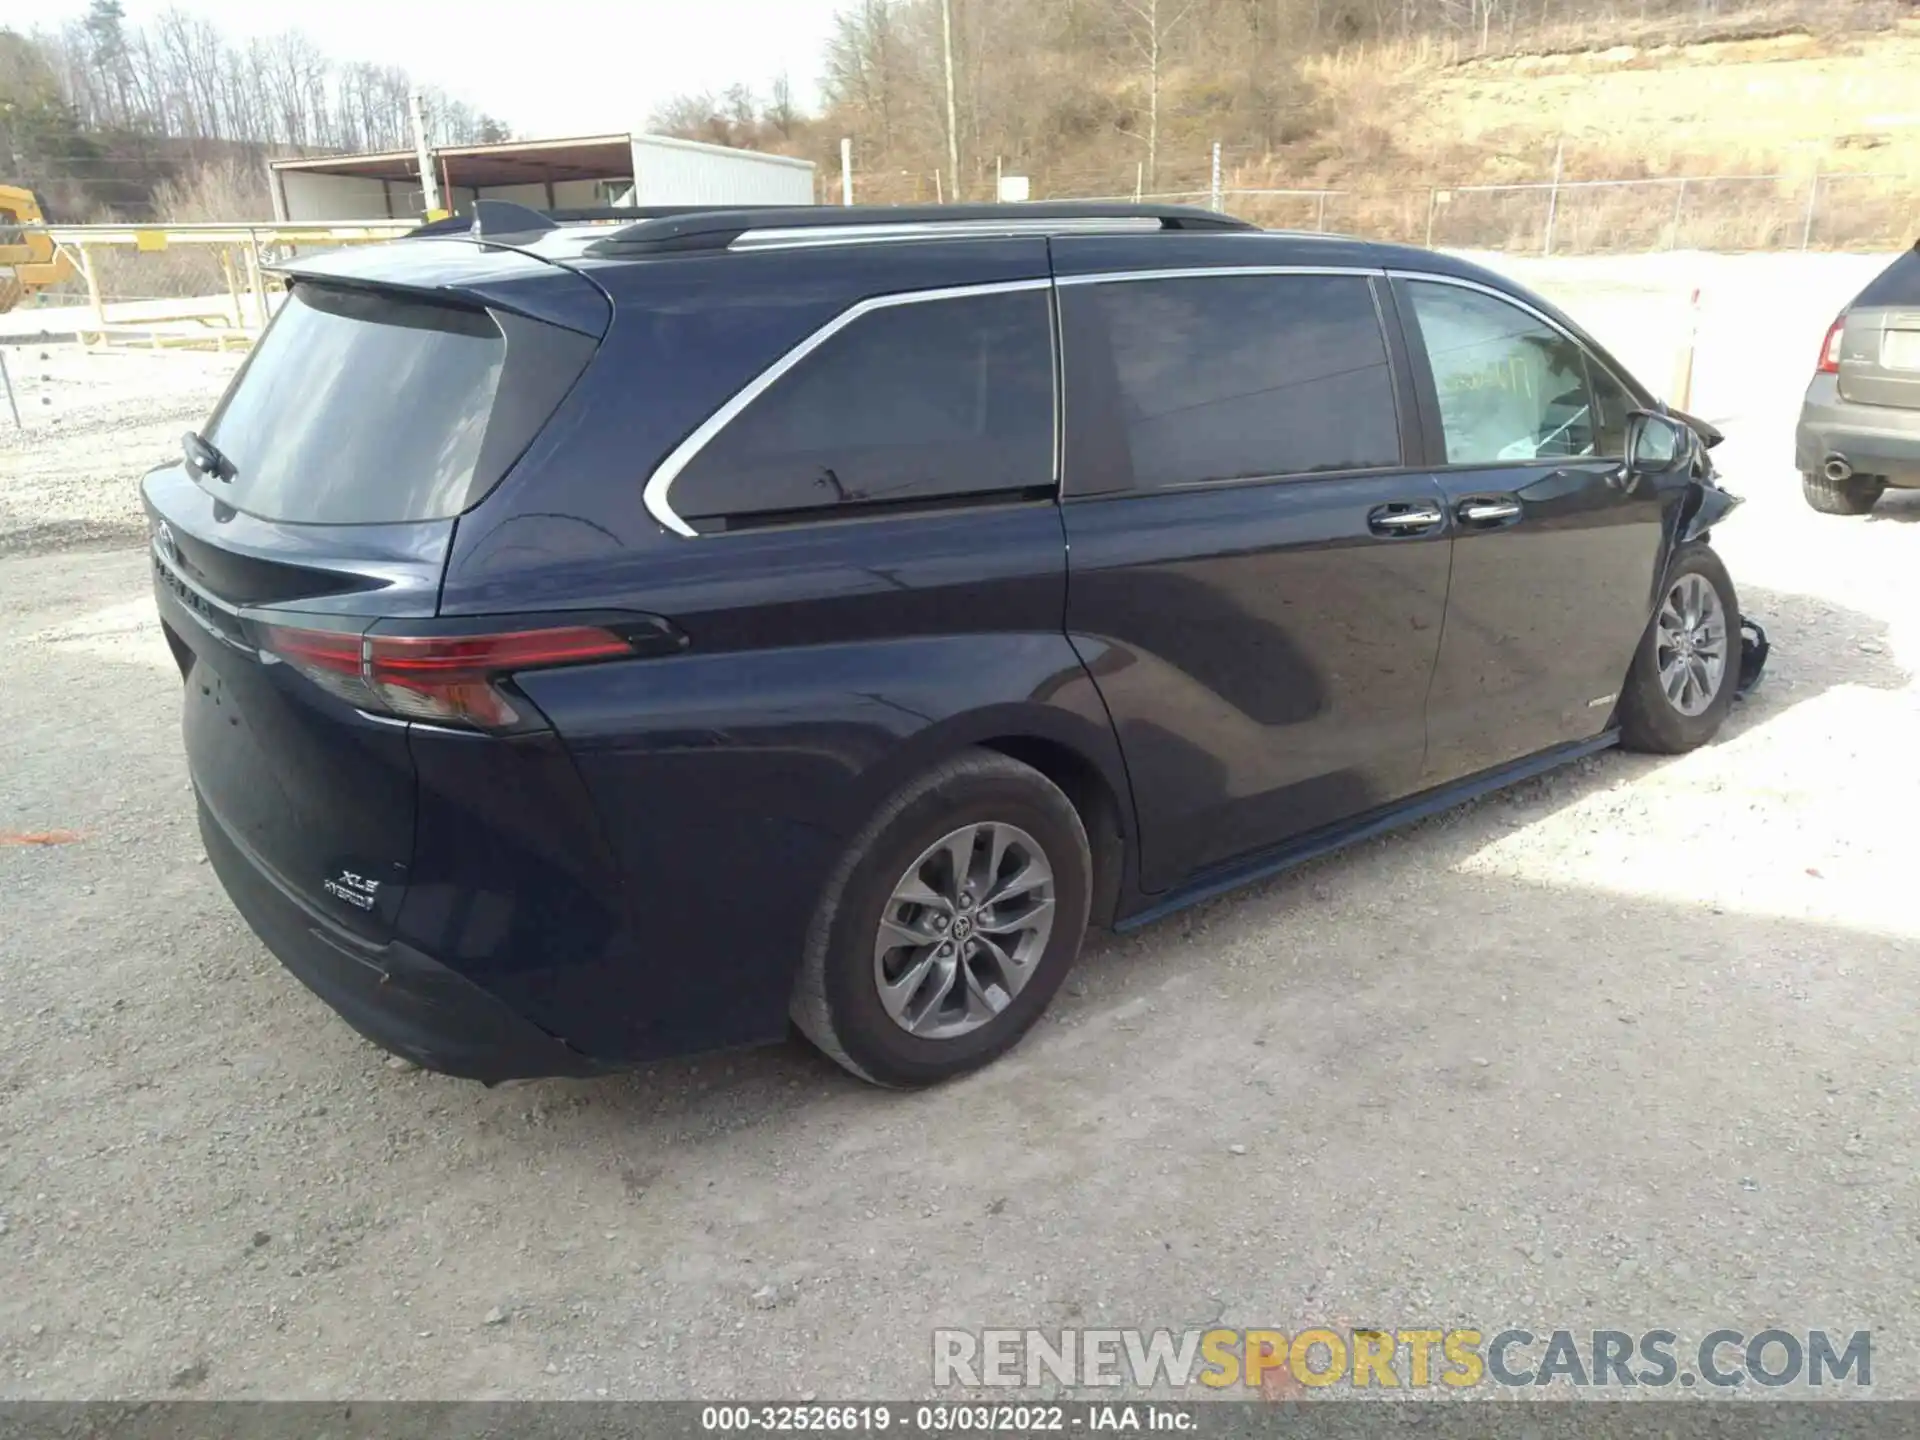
[270,133,817,221]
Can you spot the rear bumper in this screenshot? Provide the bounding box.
[1797,375,1920,486]
[199,800,603,1083]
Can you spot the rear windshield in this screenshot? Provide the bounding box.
[1855,245,1920,309]
[202,283,591,525]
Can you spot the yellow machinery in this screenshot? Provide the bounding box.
[0,184,77,313]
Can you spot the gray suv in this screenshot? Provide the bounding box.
[1798,242,1920,514]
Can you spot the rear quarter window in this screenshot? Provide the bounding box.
[202,283,594,526]
[666,286,1056,532]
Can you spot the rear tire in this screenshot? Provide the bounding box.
[1802,470,1884,515]
[1618,543,1740,755]
[791,750,1091,1088]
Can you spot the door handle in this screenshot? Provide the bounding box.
[1368,502,1445,536]
[1457,497,1523,525]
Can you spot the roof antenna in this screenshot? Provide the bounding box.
[469,198,560,241]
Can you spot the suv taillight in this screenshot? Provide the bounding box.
[1817,315,1845,375]
[264,623,635,730]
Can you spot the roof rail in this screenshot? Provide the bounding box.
[584,202,1257,256]
[403,201,773,241]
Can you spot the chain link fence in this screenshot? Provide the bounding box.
[14,159,1912,344]
[1037,159,1914,255]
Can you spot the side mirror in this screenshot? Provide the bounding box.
[1625,410,1691,475]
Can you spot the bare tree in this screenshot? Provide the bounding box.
[1117,0,1197,188]
[824,0,907,154]
[940,0,960,203]
[765,74,798,139]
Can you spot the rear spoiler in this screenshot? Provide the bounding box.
[269,239,611,337]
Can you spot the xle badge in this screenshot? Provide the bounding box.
[324,869,380,912]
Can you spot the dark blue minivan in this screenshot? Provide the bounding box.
[144,202,1753,1087]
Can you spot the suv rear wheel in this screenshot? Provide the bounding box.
[1618,543,1740,755]
[1802,470,1885,515]
[792,750,1091,1087]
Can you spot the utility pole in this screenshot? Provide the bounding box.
[941,0,961,205]
[410,92,443,218]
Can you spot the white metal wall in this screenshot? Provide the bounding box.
[278,174,610,221]
[453,181,608,211]
[629,135,815,206]
[475,180,605,208]
[280,171,394,221]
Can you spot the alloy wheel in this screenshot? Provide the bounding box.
[1655,572,1728,718]
[872,821,1057,1041]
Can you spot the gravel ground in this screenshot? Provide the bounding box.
[2,253,1917,1401]
[0,346,243,558]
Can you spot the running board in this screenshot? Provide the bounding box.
[1116,730,1621,933]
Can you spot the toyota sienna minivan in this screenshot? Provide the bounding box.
[146,201,1755,1087]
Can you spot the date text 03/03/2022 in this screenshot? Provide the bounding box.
[700,1404,1194,1432]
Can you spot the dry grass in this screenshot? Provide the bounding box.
[1228,9,1920,252]
[152,160,274,225]
[41,161,283,310]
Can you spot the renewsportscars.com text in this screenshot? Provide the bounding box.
[932,1327,1872,1390]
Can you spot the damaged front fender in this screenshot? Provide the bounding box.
[1679,480,1743,544]
[1666,468,1768,697]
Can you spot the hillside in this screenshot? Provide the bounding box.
[1221,16,1920,247]
[653,0,1916,251]
[1296,21,1920,185]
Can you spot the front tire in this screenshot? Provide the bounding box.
[791,750,1092,1087]
[1618,543,1740,755]
[1802,470,1884,515]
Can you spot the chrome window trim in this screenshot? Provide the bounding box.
[1056,264,1383,286]
[643,278,1055,538]
[728,217,1165,251]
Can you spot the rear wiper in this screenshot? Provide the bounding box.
[181,430,235,481]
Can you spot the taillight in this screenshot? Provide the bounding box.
[263,623,634,730]
[1818,315,1845,375]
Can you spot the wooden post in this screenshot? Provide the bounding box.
[1542,139,1564,257]
[244,230,269,330]
[220,246,242,330]
[1670,286,1701,410]
[79,244,104,330]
